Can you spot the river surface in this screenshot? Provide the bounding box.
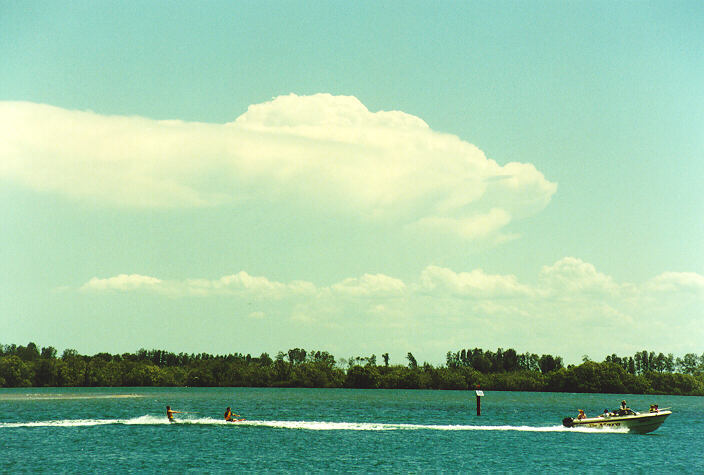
[1,387,701,473]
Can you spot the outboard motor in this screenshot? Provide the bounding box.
[562,417,574,427]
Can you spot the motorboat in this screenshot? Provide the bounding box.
[562,408,671,434]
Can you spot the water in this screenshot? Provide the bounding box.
[1,388,702,473]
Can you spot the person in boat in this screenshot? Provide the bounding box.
[650,404,659,413]
[577,409,586,420]
[166,405,182,423]
[224,406,240,422]
[618,400,628,415]
[602,409,609,417]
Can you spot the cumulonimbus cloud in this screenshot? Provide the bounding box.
[0,94,556,240]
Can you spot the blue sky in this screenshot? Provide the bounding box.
[1,1,702,364]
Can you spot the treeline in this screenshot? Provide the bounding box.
[1,343,703,395]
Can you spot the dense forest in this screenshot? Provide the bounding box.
[1,342,703,395]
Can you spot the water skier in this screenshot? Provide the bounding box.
[166,405,182,423]
[224,406,241,422]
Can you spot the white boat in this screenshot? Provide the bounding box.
[562,409,671,434]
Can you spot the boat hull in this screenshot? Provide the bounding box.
[563,410,671,434]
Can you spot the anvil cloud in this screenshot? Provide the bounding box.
[0,94,556,240]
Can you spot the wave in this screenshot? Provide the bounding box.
[0,416,627,433]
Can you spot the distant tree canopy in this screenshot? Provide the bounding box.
[1,343,703,395]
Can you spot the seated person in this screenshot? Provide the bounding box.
[577,409,587,420]
[224,406,240,421]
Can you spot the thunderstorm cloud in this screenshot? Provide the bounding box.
[0,94,556,240]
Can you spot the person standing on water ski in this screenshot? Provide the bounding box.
[166,405,182,422]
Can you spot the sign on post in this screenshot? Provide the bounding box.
[475,386,483,415]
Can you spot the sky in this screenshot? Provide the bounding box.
[1,1,702,365]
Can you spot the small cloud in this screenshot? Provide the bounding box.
[81,274,162,292]
[419,265,532,298]
[645,272,704,295]
[214,271,315,297]
[538,257,620,296]
[331,273,406,297]
[80,272,315,299]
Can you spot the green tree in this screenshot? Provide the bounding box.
[40,346,57,359]
[287,348,307,365]
[647,372,703,395]
[34,358,60,386]
[435,367,467,390]
[539,354,562,373]
[58,355,87,386]
[345,365,380,389]
[406,352,418,369]
[272,358,291,386]
[502,349,519,372]
[186,365,216,386]
[627,357,636,374]
[17,342,40,361]
[125,364,161,386]
[258,353,273,366]
[678,353,699,374]
[0,356,34,387]
[472,354,492,373]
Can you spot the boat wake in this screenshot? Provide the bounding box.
[0,416,627,433]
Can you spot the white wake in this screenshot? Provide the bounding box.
[0,416,627,433]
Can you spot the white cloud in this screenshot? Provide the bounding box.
[184,272,316,298]
[0,94,556,240]
[331,273,406,297]
[81,274,162,292]
[538,257,622,296]
[645,272,704,295]
[419,265,532,298]
[76,261,704,360]
[81,271,315,298]
[79,262,703,312]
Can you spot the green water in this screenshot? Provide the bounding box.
[1,388,701,472]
